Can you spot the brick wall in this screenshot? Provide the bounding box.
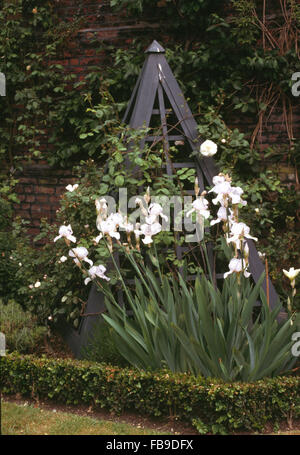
[14,165,74,237]
[54,0,162,75]
[13,0,163,234]
[229,105,300,185]
[13,0,300,235]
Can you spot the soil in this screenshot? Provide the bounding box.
[4,330,300,436]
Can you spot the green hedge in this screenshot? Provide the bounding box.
[1,353,299,433]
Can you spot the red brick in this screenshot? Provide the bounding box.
[19,177,36,184]
[38,178,58,184]
[15,210,31,219]
[34,186,55,194]
[79,57,99,65]
[25,195,35,202]
[27,228,40,236]
[20,203,30,210]
[31,218,41,225]
[31,211,49,220]
[84,49,96,56]
[49,195,60,203]
[31,203,51,212]
[55,186,68,195]
[59,177,77,184]
[36,195,49,203]
[16,194,26,202]
[72,66,85,73]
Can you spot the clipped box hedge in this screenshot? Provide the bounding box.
[1,353,299,433]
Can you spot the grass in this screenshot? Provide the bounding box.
[1,401,173,436]
[2,400,300,436]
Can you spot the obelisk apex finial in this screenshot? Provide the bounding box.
[145,40,165,54]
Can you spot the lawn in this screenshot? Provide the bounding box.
[2,399,300,436]
[1,400,174,436]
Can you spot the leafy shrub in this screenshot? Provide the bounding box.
[9,128,183,327]
[0,173,31,305]
[1,353,299,433]
[0,230,20,303]
[0,300,47,354]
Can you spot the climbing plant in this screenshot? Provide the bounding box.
[1,0,299,169]
[0,0,299,315]
[0,0,109,170]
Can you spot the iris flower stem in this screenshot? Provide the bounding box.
[103,238,135,307]
[153,242,163,283]
[201,237,213,284]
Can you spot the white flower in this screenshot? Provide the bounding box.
[69,247,93,267]
[95,198,107,211]
[110,212,124,227]
[93,234,103,244]
[283,267,300,288]
[187,196,210,219]
[243,242,249,258]
[209,175,246,207]
[135,197,148,217]
[34,281,41,288]
[59,255,67,263]
[210,180,232,206]
[134,222,142,238]
[96,216,121,240]
[227,222,258,249]
[283,267,300,281]
[229,186,247,206]
[212,175,228,186]
[210,206,228,226]
[139,222,162,245]
[223,258,251,279]
[65,184,79,192]
[54,224,76,243]
[120,218,134,233]
[95,198,108,218]
[200,139,218,157]
[145,203,168,224]
[84,265,110,285]
[144,187,151,204]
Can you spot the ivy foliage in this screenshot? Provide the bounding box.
[0,0,299,170]
[0,0,112,168]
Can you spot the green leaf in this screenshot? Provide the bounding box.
[114,175,124,186]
